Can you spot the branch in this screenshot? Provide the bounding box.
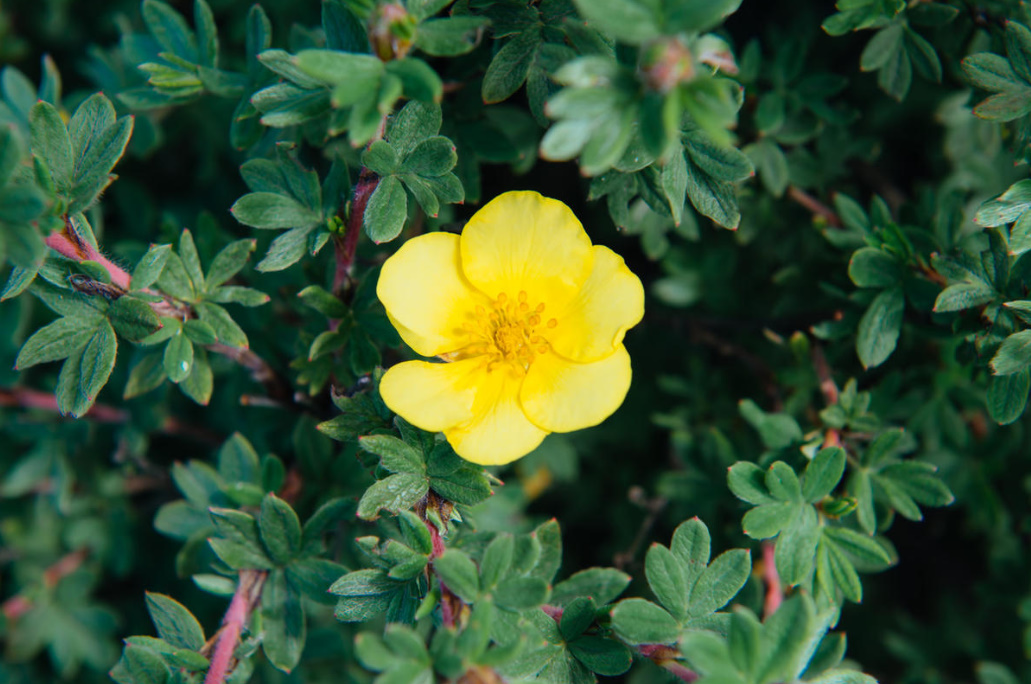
[638,644,699,682]
[613,487,668,571]
[810,341,842,448]
[761,541,783,617]
[333,168,380,296]
[788,186,841,228]
[203,569,267,684]
[1,547,91,620]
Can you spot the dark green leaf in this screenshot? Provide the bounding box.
[856,286,904,369]
[145,593,205,651]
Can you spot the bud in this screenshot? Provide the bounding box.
[368,3,417,61]
[640,37,695,93]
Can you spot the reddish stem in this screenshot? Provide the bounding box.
[45,226,131,290]
[762,541,783,617]
[639,644,698,682]
[788,186,841,228]
[333,169,380,296]
[2,548,90,620]
[810,342,842,447]
[0,386,128,422]
[203,570,267,684]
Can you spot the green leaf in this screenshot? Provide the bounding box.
[143,0,199,62]
[802,447,846,503]
[402,136,457,177]
[259,494,302,564]
[987,370,1030,424]
[231,192,322,229]
[494,576,550,611]
[196,301,247,348]
[109,296,162,342]
[70,112,133,212]
[975,179,1031,226]
[158,252,196,301]
[180,347,212,405]
[568,635,633,676]
[551,568,631,606]
[933,281,994,312]
[610,599,679,645]
[856,286,904,369]
[124,351,167,399]
[482,30,539,104]
[991,330,1031,375]
[331,569,400,622]
[434,549,480,602]
[687,549,750,617]
[364,176,408,243]
[667,0,742,32]
[727,462,774,505]
[163,330,194,383]
[645,544,689,619]
[206,239,256,289]
[415,17,488,56]
[849,248,901,288]
[480,534,514,590]
[386,58,443,102]
[570,0,660,44]
[29,101,73,191]
[145,593,205,651]
[262,569,306,673]
[123,644,172,684]
[357,472,429,520]
[671,518,711,587]
[132,244,173,291]
[774,506,820,586]
[755,594,815,683]
[16,315,102,369]
[360,435,425,474]
[822,527,892,567]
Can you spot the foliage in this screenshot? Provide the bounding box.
[1,0,1030,683]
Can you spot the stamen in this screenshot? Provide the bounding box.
[547,318,558,328]
[529,315,540,326]
[519,302,529,312]
[535,303,545,313]
[518,291,527,302]
[537,345,548,354]
[496,293,507,304]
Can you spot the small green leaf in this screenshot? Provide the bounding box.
[856,286,904,369]
[16,315,102,369]
[231,192,322,230]
[363,176,408,243]
[206,239,256,289]
[482,30,538,104]
[687,549,750,617]
[359,435,425,474]
[434,549,480,603]
[802,447,846,503]
[357,473,429,520]
[259,493,302,564]
[991,330,1031,375]
[145,593,205,651]
[261,569,306,673]
[987,370,1030,424]
[163,330,194,383]
[610,599,679,645]
[132,244,173,291]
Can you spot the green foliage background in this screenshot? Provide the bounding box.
[0,0,1029,682]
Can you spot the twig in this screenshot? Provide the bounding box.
[1,547,91,620]
[42,217,295,407]
[788,186,841,228]
[810,341,842,447]
[1,386,223,445]
[203,569,268,684]
[761,541,783,617]
[639,644,699,682]
[613,487,668,571]
[333,168,380,296]
[209,344,293,405]
[0,386,128,422]
[688,323,783,411]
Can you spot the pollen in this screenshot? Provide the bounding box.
[463,291,558,371]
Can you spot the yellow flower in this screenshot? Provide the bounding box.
[376,191,645,466]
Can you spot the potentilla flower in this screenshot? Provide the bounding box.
[376,191,645,465]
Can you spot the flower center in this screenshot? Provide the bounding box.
[459,290,558,371]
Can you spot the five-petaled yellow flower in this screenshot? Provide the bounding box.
[376,191,645,465]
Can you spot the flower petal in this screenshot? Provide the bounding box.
[547,245,644,362]
[444,366,548,465]
[377,232,487,357]
[379,358,485,432]
[520,345,632,433]
[460,191,594,310]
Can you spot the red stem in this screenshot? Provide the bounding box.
[762,542,783,617]
[203,570,267,684]
[45,227,131,290]
[788,186,841,228]
[2,548,90,620]
[0,386,128,422]
[333,169,380,296]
